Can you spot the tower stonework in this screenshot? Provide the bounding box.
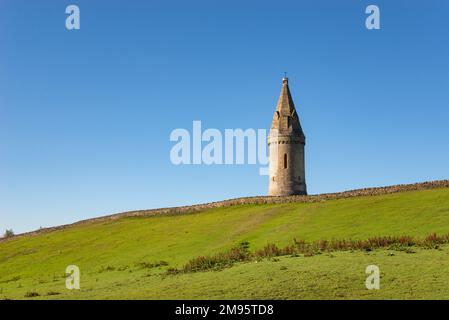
[268,77,307,196]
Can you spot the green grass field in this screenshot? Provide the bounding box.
[1,187,449,299]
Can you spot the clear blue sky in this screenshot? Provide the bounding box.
[1,0,449,234]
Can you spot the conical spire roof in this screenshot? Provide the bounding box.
[271,77,305,136]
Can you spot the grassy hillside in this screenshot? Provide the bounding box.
[1,187,449,299]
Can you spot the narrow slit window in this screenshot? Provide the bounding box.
[284,154,288,169]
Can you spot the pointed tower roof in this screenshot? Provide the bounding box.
[271,77,305,136]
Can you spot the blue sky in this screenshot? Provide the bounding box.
[1,0,449,234]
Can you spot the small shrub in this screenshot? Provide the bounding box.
[179,245,250,273]
[293,238,307,251]
[303,250,315,257]
[399,235,415,246]
[317,240,329,251]
[239,241,250,250]
[166,267,180,275]
[282,245,296,255]
[117,265,129,271]
[3,229,14,239]
[24,291,39,298]
[98,265,116,273]
[255,243,282,258]
[135,261,168,269]
[424,233,439,243]
[422,233,446,247]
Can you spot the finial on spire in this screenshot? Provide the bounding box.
[282,72,288,84]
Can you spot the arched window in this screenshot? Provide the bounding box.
[284,154,287,169]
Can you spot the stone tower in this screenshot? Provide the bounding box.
[268,77,307,196]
